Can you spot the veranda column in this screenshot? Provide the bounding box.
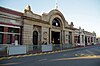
[80,35,82,45]
[83,35,85,46]
[92,37,94,43]
[90,36,91,45]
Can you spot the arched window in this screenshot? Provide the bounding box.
[52,18,61,27]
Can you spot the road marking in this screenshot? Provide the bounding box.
[0,58,3,60]
[75,54,78,56]
[85,49,94,54]
[38,59,47,61]
[92,48,100,52]
[53,55,100,61]
[29,54,33,56]
[0,62,20,65]
[7,57,12,59]
[48,52,51,54]
[33,53,38,56]
[51,52,54,53]
[43,52,47,54]
[37,53,42,55]
[75,53,96,57]
[75,49,96,57]
[23,55,29,57]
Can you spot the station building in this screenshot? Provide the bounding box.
[0,6,96,46]
[74,27,96,46]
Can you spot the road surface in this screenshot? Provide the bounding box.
[0,45,100,66]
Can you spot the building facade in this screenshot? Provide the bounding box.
[96,37,100,44]
[22,5,75,45]
[0,6,96,46]
[74,27,96,46]
[0,7,22,45]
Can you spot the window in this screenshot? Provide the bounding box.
[0,17,3,22]
[15,35,19,44]
[10,20,16,24]
[52,18,60,27]
[0,34,3,44]
[82,35,84,43]
[7,34,12,44]
[8,27,19,33]
[0,26,4,32]
[88,37,90,43]
[78,35,80,43]
[74,36,78,43]
[69,32,72,44]
[15,35,19,40]
[5,18,10,23]
[0,17,11,23]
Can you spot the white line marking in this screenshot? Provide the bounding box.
[38,59,47,61]
[92,48,100,52]
[85,49,94,54]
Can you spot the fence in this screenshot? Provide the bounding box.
[52,44,76,51]
[0,44,7,57]
[26,45,42,54]
[0,44,77,57]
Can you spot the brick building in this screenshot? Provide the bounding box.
[0,7,23,44]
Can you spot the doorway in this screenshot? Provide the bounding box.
[51,31,60,44]
[85,36,87,45]
[33,31,38,45]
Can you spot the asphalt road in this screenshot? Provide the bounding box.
[0,45,100,66]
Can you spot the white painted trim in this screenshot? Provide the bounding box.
[0,32,20,35]
[0,24,20,28]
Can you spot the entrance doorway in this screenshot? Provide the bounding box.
[51,31,60,44]
[85,36,87,45]
[33,31,38,45]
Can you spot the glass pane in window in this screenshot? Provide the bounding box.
[0,26,4,32]
[52,18,60,27]
[8,27,19,33]
[7,34,12,44]
[15,35,19,40]
[10,19,16,24]
[0,34,3,44]
[0,17,3,22]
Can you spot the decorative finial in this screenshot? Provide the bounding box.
[79,26,81,29]
[25,5,31,11]
[70,22,74,27]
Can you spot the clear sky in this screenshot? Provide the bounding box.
[0,0,100,37]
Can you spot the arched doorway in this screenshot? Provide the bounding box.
[51,31,60,44]
[51,18,61,44]
[33,31,38,45]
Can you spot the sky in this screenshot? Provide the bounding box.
[0,0,100,37]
